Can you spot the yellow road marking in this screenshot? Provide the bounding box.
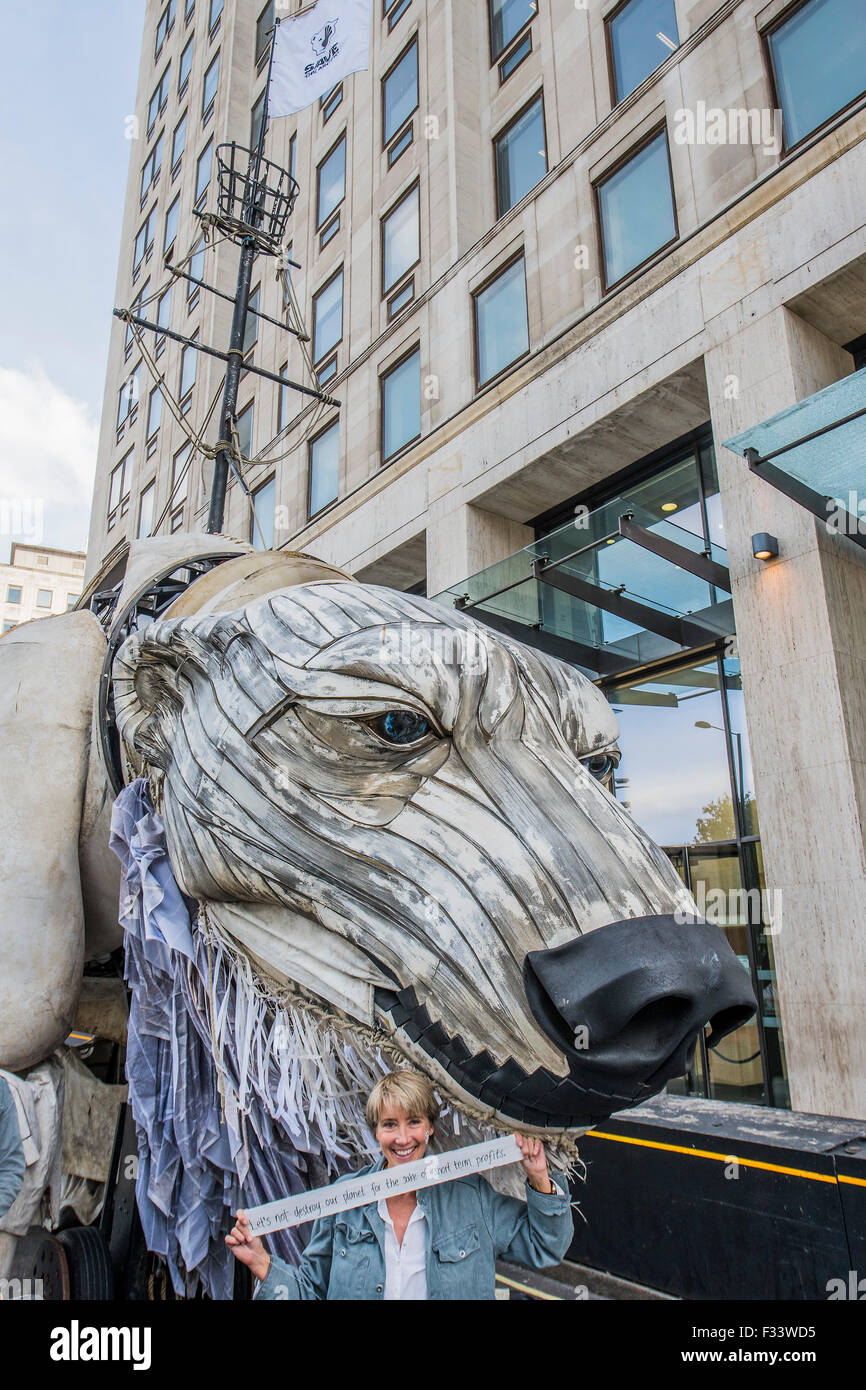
[586,1129,865,1185]
[495,1273,562,1300]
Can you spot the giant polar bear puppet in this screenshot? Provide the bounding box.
[0,535,755,1294]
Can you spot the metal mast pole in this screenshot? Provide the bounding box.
[207,20,280,535]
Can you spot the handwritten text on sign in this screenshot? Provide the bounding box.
[244,1135,523,1235]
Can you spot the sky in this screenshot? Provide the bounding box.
[0,1,147,555]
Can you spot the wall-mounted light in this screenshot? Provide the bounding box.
[752,533,779,560]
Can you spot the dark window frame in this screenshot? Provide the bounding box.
[381,179,421,299]
[382,34,419,155]
[384,0,412,31]
[171,110,188,175]
[487,0,537,65]
[380,342,423,464]
[202,49,221,123]
[321,83,344,123]
[179,35,195,97]
[311,265,344,366]
[471,249,530,392]
[315,131,347,231]
[591,121,678,292]
[307,417,341,520]
[761,0,866,155]
[603,0,680,109]
[256,0,275,69]
[492,87,548,220]
[499,27,532,83]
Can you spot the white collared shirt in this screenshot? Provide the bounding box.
[377,1198,428,1300]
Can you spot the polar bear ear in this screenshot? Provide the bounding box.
[112,626,187,772]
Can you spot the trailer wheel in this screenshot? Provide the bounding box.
[55,1225,115,1300]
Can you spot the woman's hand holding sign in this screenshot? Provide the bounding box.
[226,1210,270,1282]
[515,1133,556,1193]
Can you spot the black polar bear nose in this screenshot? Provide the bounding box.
[524,914,757,1097]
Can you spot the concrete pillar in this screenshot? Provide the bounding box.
[426,502,533,597]
[706,305,866,1119]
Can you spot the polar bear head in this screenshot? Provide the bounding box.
[113,575,755,1132]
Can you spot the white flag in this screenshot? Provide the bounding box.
[268,0,372,119]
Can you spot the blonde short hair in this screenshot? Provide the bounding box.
[366,1070,439,1133]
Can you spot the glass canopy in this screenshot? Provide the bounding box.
[725,369,866,538]
[431,496,733,676]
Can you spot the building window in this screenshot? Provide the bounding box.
[473,254,529,387]
[499,29,532,81]
[155,0,176,58]
[494,93,547,217]
[36,589,52,608]
[179,35,194,96]
[170,443,191,529]
[383,37,418,162]
[766,0,866,150]
[147,386,163,442]
[489,0,535,61]
[316,134,346,230]
[138,481,156,539]
[251,475,276,549]
[243,286,260,358]
[209,0,223,32]
[108,450,133,524]
[185,0,195,22]
[321,84,343,123]
[127,279,149,354]
[133,208,156,275]
[595,126,676,287]
[180,334,198,403]
[195,139,213,204]
[312,268,343,365]
[256,0,275,67]
[157,285,172,337]
[148,65,171,136]
[309,421,339,517]
[6,586,21,604]
[606,0,679,105]
[164,195,181,257]
[236,401,254,458]
[277,362,290,431]
[172,111,187,174]
[117,364,142,430]
[202,51,220,121]
[382,182,420,300]
[251,89,266,149]
[140,133,164,203]
[382,347,421,461]
[384,0,411,29]
[66,594,79,610]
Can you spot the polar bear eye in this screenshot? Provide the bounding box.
[581,752,617,783]
[368,710,435,745]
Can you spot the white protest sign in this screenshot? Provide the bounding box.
[244,1135,523,1235]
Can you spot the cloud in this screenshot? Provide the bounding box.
[0,366,97,557]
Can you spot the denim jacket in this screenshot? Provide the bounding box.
[254,1157,574,1301]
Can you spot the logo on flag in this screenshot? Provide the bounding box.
[268,1,372,119]
[311,21,338,57]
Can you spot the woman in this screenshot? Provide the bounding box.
[226,1069,574,1300]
